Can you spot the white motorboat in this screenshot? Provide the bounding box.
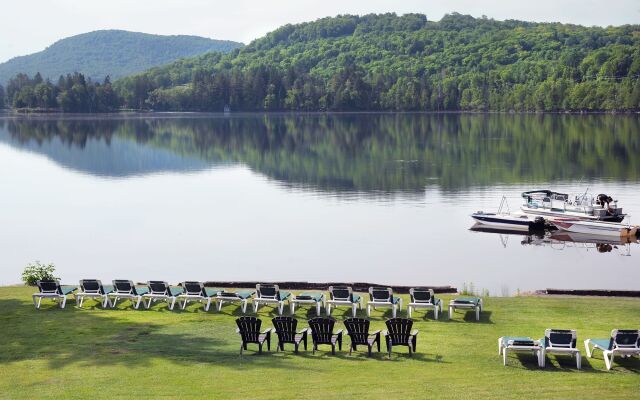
[520,190,626,222]
[471,212,546,231]
[472,196,546,231]
[551,218,638,238]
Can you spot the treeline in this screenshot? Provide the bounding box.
[2,72,119,112]
[3,13,640,112]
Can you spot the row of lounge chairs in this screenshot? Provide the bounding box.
[236,316,418,358]
[500,329,640,370]
[33,280,483,320]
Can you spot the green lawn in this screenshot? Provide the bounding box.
[1,286,639,399]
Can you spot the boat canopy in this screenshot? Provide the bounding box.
[521,190,569,200]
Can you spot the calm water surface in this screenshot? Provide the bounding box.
[0,112,638,295]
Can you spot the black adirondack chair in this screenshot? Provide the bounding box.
[308,317,343,355]
[272,316,308,353]
[384,318,419,357]
[235,316,273,355]
[344,318,381,357]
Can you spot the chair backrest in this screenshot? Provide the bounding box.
[256,284,279,299]
[369,287,393,303]
[148,281,169,295]
[113,280,134,293]
[329,286,352,302]
[612,329,640,349]
[385,318,413,345]
[545,329,577,348]
[308,317,336,345]
[37,280,61,294]
[80,279,103,294]
[410,288,434,304]
[344,318,370,345]
[236,316,262,344]
[272,316,299,343]
[182,281,204,295]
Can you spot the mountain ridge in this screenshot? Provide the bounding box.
[0,30,243,84]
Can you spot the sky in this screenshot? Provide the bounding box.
[1,0,638,63]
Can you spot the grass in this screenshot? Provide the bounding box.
[1,286,639,399]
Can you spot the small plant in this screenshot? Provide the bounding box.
[21,261,58,286]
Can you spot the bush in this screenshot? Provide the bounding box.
[21,261,58,286]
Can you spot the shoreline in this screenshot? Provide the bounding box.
[2,109,640,117]
[8,283,640,298]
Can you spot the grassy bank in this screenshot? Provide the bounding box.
[1,286,639,399]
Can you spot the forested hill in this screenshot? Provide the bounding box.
[115,13,640,112]
[0,30,243,84]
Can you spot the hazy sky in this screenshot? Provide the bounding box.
[1,0,638,63]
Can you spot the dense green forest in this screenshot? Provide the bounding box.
[2,14,640,112]
[0,30,242,84]
[3,73,119,112]
[113,13,640,112]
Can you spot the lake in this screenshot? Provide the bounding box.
[0,112,638,295]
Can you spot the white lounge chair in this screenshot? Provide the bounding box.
[498,336,543,367]
[108,280,147,309]
[253,284,291,315]
[76,279,113,308]
[449,297,483,321]
[540,329,581,369]
[326,286,361,317]
[177,281,217,311]
[142,281,179,310]
[290,292,324,316]
[32,280,77,309]
[407,288,442,319]
[584,329,640,370]
[215,289,255,313]
[367,287,403,318]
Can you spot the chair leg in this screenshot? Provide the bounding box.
[576,352,582,369]
[604,351,613,370]
[326,303,331,316]
[367,304,371,317]
[434,306,438,320]
[503,348,508,365]
[290,302,295,315]
[407,305,412,318]
[584,339,593,358]
[476,306,480,321]
[36,296,42,309]
[61,295,67,309]
[352,303,356,317]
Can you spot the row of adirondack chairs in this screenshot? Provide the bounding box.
[236,316,418,357]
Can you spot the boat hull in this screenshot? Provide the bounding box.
[471,213,544,231]
[552,219,638,238]
[521,206,626,223]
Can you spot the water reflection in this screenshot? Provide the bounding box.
[470,224,636,256]
[1,113,639,193]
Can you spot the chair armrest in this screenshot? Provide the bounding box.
[369,330,381,337]
[382,330,388,336]
[335,329,343,337]
[411,330,419,336]
[297,328,309,334]
[262,328,274,334]
[235,328,240,334]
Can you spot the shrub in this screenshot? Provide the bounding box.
[21,261,58,286]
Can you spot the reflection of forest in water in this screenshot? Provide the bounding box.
[1,113,639,193]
